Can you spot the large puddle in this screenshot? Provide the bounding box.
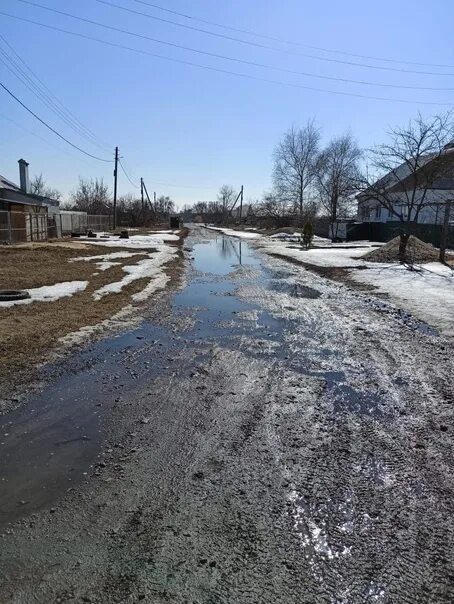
[0,229,386,528]
[0,232,278,528]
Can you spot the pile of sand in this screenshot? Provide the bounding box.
[364,235,440,263]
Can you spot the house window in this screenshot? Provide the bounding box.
[375,206,382,219]
[388,208,393,219]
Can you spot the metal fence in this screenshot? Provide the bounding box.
[59,213,113,235]
[0,210,113,243]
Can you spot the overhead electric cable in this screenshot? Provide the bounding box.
[119,159,140,189]
[11,0,454,85]
[130,0,454,70]
[0,33,111,150]
[1,11,452,107]
[0,47,110,151]
[0,81,113,161]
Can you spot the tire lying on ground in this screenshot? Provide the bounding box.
[0,290,31,302]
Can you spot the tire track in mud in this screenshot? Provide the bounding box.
[0,229,453,603]
[245,252,454,603]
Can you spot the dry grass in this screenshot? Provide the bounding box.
[0,237,184,390]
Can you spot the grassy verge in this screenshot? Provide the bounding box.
[0,234,186,396]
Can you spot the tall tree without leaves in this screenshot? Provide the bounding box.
[30,174,62,201]
[273,121,321,222]
[359,112,454,261]
[316,133,362,235]
[217,185,236,215]
[69,178,111,214]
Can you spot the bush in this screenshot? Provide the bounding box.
[302,222,314,249]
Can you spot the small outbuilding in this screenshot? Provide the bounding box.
[0,159,60,242]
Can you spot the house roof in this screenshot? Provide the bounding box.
[0,173,60,207]
[0,174,21,192]
[359,145,454,200]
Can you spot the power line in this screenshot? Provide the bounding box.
[0,111,85,161]
[0,33,111,151]
[9,1,454,91]
[2,11,453,107]
[91,0,454,90]
[0,81,113,161]
[119,159,140,189]
[130,0,454,70]
[0,44,111,152]
[88,0,454,78]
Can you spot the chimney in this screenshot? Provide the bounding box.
[18,159,30,193]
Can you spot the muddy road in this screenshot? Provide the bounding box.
[1,226,453,603]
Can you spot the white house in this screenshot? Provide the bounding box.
[357,145,454,225]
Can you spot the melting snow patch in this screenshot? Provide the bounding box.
[0,281,88,307]
[80,233,180,248]
[71,251,147,262]
[205,226,261,239]
[92,248,176,300]
[350,262,454,336]
[132,274,170,302]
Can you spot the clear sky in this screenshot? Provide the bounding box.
[1,0,453,208]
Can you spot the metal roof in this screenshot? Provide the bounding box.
[0,174,21,191]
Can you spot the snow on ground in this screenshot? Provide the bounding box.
[70,251,148,272]
[71,252,147,262]
[350,263,454,337]
[0,281,88,308]
[256,237,454,337]
[258,239,373,267]
[80,233,180,248]
[131,273,170,302]
[93,247,177,300]
[270,233,301,242]
[205,226,261,239]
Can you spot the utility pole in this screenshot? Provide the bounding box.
[239,185,244,222]
[113,146,119,230]
[142,180,152,208]
[140,178,144,210]
[439,200,452,263]
[154,191,157,211]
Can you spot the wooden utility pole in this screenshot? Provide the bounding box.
[113,146,119,230]
[239,185,244,221]
[439,200,452,263]
[142,180,152,208]
[140,178,144,210]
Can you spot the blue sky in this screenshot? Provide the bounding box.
[1,0,453,208]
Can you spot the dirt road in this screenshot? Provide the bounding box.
[1,226,453,603]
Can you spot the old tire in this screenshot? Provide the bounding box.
[0,290,31,302]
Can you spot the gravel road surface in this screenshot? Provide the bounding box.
[0,226,453,603]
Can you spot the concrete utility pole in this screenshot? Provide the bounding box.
[113,146,119,230]
[439,200,452,263]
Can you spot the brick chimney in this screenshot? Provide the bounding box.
[18,159,30,193]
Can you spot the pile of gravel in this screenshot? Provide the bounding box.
[363,235,440,263]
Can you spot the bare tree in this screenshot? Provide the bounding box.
[273,121,321,222]
[359,112,454,260]
[258,191,290,221]
[69,178,111,214]
[217,185,236,215]
[30,173,62,200]
[317,133,362,235]
[154,195,175,220]
[117,193,144,227]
